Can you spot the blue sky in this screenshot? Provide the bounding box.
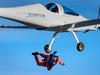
[0,0,100,75]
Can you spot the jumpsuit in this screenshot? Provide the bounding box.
[34,53,64,70]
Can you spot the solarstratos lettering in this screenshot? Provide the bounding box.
[27,13,45,17]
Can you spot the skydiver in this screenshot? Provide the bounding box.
[32,51,65,71]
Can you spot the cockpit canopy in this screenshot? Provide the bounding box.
[62,5,79,16]
[45,3,59,13]
[45,3,79,16]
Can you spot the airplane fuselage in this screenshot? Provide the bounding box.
[0,3,86,28]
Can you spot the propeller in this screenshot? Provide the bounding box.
[98,6,100,19]
[98,6,100,30]
[84,5,100,33]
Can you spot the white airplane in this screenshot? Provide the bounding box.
[0,3,100,53]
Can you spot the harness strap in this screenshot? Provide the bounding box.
[46,54,58,66]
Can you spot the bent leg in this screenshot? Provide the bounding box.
[40,53,49,58]
[34,55,45,66]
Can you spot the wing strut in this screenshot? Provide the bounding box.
[44,32,59,53]
[71,31,84,52]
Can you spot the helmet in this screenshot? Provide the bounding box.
[52,51,59,57]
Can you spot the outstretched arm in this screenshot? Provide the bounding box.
[58,58,65,66]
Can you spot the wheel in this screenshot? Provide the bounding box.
[77,42,84,52]
[44,44,52,53]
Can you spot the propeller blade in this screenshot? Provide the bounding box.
[98,6,100,30]
[95,6,100,29]
[98,6,100,19]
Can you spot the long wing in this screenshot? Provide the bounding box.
[0,16,47,30]
[0,3,54,28]
[0,18,100,32]
[0,25,47,30]
[0,3,100,32]
[0,3,88,29]
[46,19,100,32]
[0,25,31,29]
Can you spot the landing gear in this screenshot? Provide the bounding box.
[44,44,51,53]
[44,31,84,53]
[71,31,84,52]
[77,42,84,52]
[44,32,58,53]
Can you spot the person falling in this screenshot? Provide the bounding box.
[32,51,65,71]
